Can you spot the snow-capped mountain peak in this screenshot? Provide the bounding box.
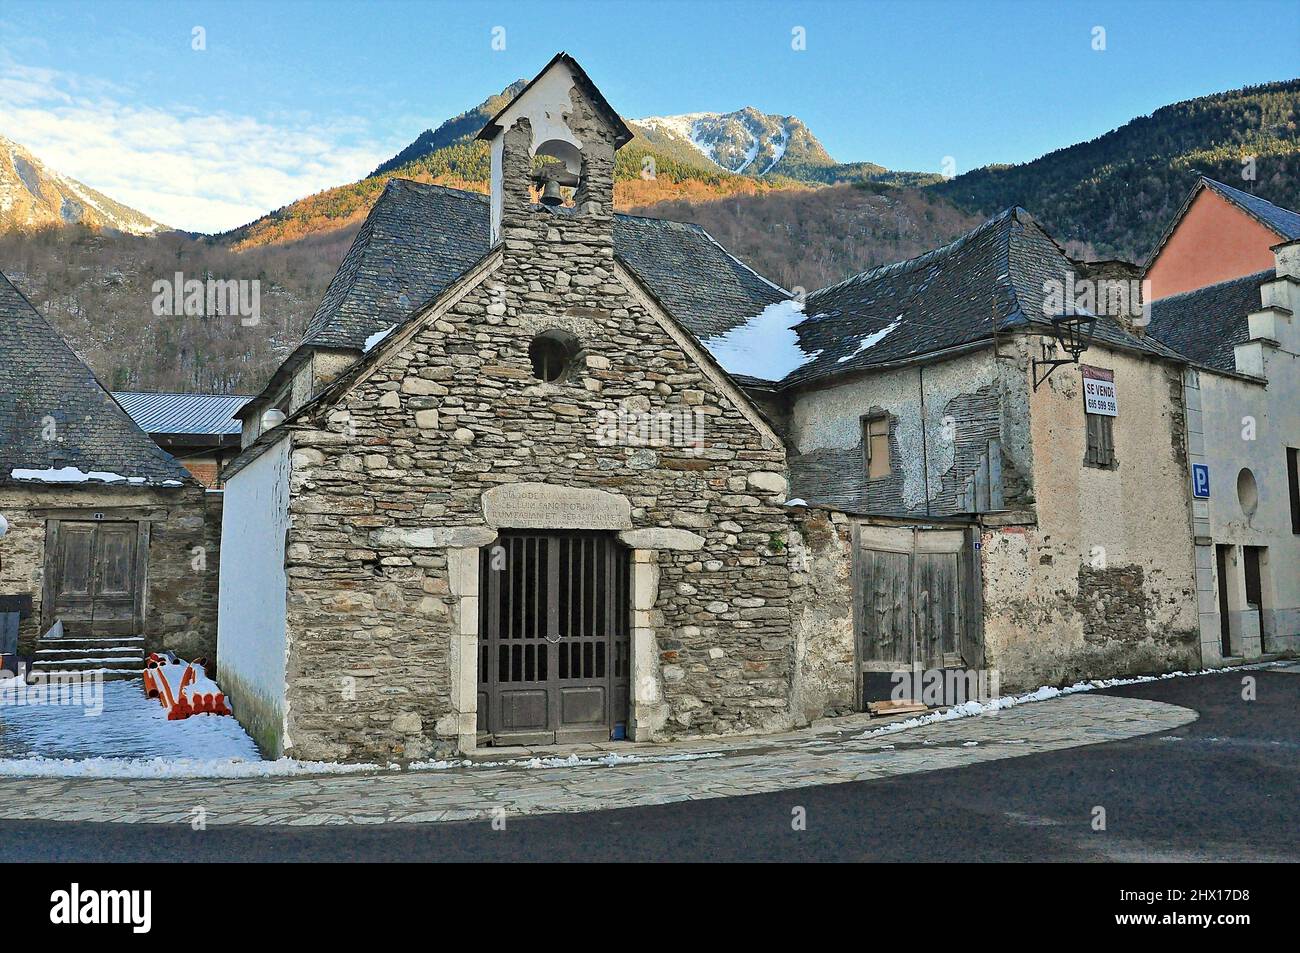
[631,108,833,177]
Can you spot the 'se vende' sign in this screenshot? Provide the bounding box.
[1081,365,1118,416]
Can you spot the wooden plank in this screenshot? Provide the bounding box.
[973,456,990,511]
[987,438,1005,510]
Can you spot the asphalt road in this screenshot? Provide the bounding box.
[2,669,1297,862]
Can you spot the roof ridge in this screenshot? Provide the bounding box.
[113,390,253,399]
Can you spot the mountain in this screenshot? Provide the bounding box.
[632,109,834,176]
[223,87,933,249]
[369,80,527,177]
[930,79,1300,260]
[0,223,344,394]
[0,134,166,235]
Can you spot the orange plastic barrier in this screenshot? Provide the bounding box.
[143,654,231,719]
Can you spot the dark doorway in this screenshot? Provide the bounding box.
[1244,546,1265,651]
[1215,544,1233,657]
[477,532,630,746]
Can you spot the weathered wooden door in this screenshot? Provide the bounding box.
[44,520,145,636]
[856,525,982,697]
[478,532,630,745]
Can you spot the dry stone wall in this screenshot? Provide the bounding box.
[279,100,799,761]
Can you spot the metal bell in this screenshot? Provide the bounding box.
[540,178,564,207]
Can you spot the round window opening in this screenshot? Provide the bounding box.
[529,330,578,383]
[1237,467,1259,517]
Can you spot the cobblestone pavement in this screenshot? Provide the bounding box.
[0,692,1195,826]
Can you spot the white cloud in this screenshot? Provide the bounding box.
[0,61,400,233]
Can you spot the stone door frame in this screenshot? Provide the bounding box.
[441,483,704,753]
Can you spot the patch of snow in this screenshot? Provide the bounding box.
[410,751,724,771]
[761,128,789,175]
[363,324,397,353]
[0,680,259,762]
[785,498,807,507]
[861,660,1293,739]
[702,299,820,381]
[836,315,903,363]
[8,467,163,485]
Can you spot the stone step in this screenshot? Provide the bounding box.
[24,666,143,682]
[36,646,143,656]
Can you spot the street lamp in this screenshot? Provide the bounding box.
[1032,311,1097,390]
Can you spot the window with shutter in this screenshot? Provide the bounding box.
[1084,412,1116,469]
[862,414,891,479]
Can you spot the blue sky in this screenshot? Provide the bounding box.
[1,0,1295,232]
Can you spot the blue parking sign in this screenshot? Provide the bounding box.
[1192,463,1210,499]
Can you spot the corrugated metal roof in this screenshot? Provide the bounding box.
[111,392,252,436]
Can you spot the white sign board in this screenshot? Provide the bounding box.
[1081,366,1118,416]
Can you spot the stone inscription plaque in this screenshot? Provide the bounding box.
[481,483,632,530]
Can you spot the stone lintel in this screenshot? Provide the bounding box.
[617,528,705,551]
[481,482,632,530]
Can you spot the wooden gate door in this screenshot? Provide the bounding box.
[478,532,630,746]
[856,525,981,701]
[44,520,145,636]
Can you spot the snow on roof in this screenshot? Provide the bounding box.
[702,299,821,382]
[836,315,902,363]
[363,324,397,353]
[9,466,182,487]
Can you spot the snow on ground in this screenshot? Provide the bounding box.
[0,662,1287,779]
[861,660,1291,738]
[703,299,819,381]
[0,679,259,762]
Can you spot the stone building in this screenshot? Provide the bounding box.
[218,54,1253,764]
[218,55,802,761]
[750,208,1204,702]
[1148,200,1300,662]
[0,271,218,674]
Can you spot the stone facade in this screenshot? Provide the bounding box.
[976,340,1201,688]
[229,63,802,762]
[0,483,219,658]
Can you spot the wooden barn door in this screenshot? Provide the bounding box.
[44,520,146,636]
[855,525,982,703]
[478,532,630,746]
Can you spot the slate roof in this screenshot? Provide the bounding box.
[1202,178,1300,241]
[112,391,252,436]
[0,272,191,485]
[1146,269,1272,373]
[782,208,1180,388]
[301,178,790,353]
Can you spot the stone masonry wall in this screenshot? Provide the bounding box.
[278,86,797,762]
[0,483,218,659]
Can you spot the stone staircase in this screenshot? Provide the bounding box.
[29,634,146,680]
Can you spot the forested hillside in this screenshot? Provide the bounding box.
[0,225,350,394]
[931,80,1300,259]
[631,184,983,293]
